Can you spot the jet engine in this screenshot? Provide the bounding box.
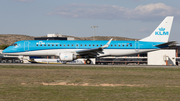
[59,52,77,61]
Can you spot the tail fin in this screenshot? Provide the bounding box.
[140,16,174,42]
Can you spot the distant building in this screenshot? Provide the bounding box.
[47,34,62,37]
[34,34,74,40]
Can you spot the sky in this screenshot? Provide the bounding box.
[1,0,180,42]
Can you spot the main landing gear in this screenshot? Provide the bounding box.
[85,59,91,64]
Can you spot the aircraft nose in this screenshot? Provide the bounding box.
[2,47,12,53]
[2,49,8,53]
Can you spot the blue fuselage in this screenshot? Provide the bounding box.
[2,40,164,56]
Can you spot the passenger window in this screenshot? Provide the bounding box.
[81,45,82,46]
[93,45,94,46]
[40,44,42,46]
[115,45,116,47]
[111,45,113,46]
[52,44,54,46]
[123,45,124,47]
[97,45,98,46]
[64,44,66,46]
[68,44,69,46]
[48,44,50,46]
[126,45,128,46]
[100,45,102,46]
[56,44,58,46]
[44,44,46,46]
[72,44,73,46]
[85,45,86,46]
[36,44,38,46]
[60,44,61,46]
[119,45,120,47]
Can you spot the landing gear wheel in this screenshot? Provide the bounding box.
[86,59,91,64]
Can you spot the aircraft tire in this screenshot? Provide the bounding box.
[86,59,91,64]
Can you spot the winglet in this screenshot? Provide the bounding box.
[101,38,113,49]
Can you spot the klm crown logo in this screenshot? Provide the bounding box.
[159,27,165,31]
[155,27,169,35]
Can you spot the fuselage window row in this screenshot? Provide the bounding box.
[36,44,132,47]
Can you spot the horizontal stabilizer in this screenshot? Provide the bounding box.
[155,41,176,47]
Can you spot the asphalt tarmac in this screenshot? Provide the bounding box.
[0,63,179,68]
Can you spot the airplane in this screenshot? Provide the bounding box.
[2,16,174,64]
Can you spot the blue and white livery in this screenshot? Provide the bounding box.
[2,16,174,64]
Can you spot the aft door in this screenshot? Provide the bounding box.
[24,41,29,51]
[135,41,139,52]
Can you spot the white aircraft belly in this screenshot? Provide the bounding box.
[5,49,156,56]
[101,49,156,56]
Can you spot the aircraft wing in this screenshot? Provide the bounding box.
[76,38,113,58]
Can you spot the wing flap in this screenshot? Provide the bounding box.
[76,48,102,55]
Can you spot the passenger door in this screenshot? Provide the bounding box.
[24,41,29,51]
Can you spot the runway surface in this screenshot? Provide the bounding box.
[0,63,179,68]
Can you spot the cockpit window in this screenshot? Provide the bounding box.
[11,43,17,46]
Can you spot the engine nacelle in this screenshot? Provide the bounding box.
[59,52,77,61]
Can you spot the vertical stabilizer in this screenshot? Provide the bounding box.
[140,16,174,42]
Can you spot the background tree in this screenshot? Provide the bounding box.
[0,45,9,50]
